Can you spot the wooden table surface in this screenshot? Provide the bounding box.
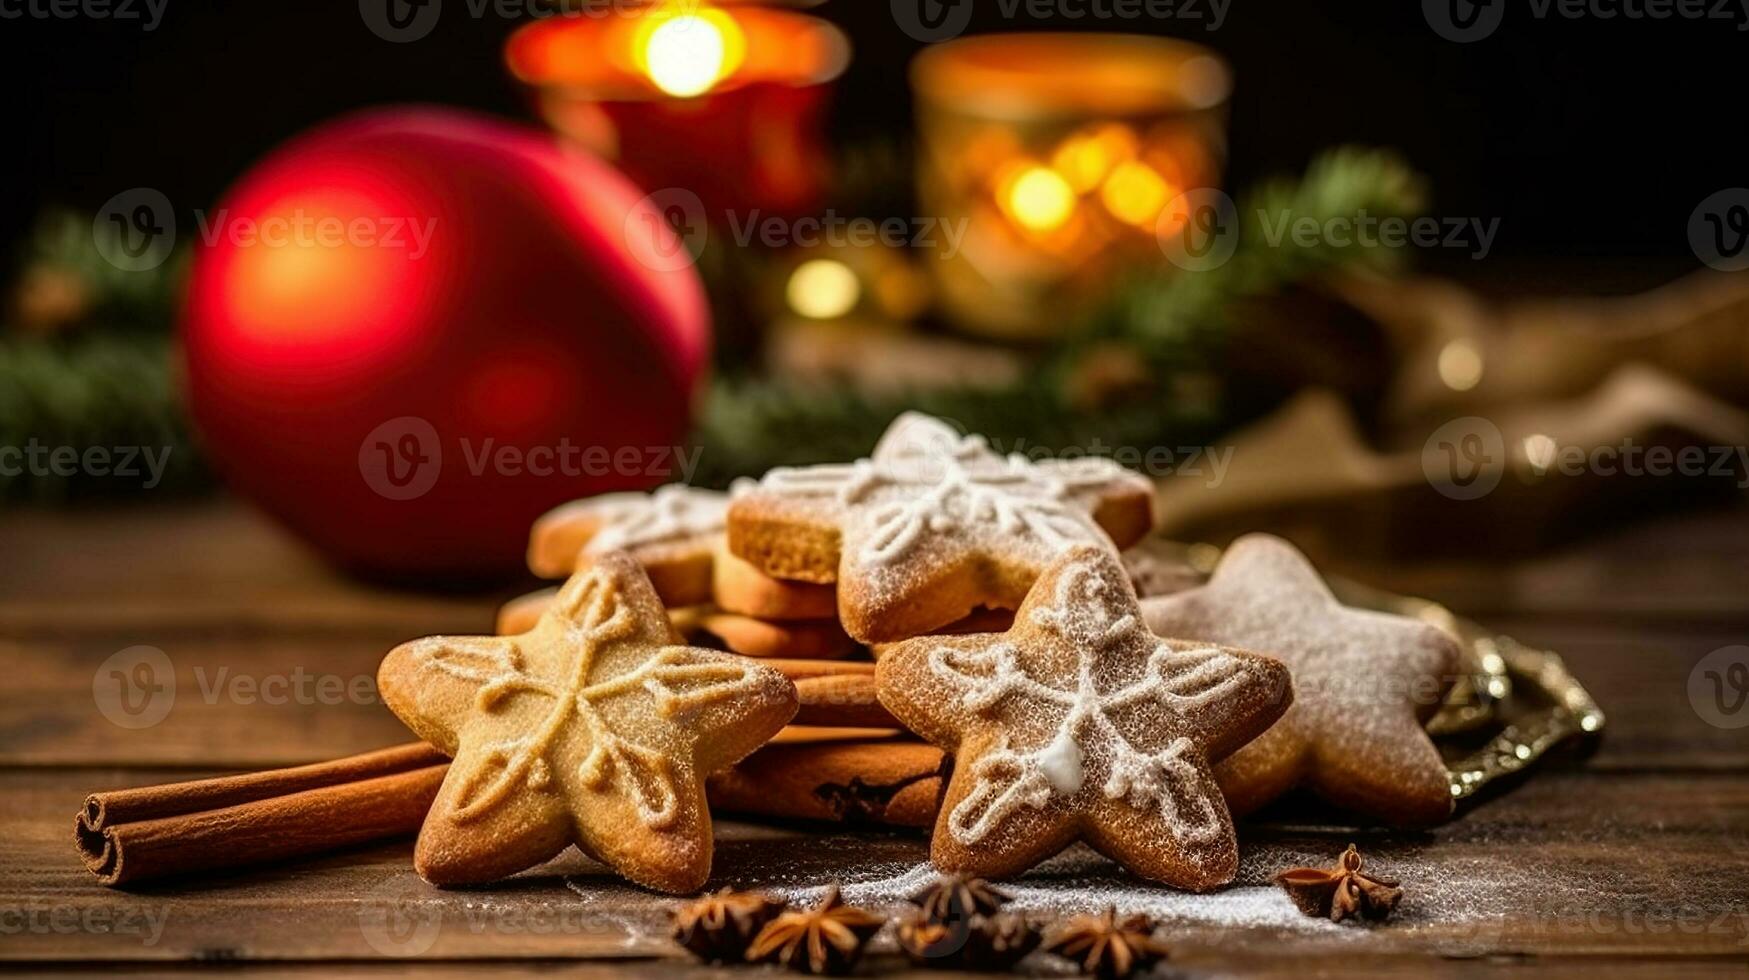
[3,501,1747,976]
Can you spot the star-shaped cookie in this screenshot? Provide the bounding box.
[378,551,798,892]
[728,413,1155,643]
[876,546,1291,890]
[1140,534,1460,827]
[528,485,734,605]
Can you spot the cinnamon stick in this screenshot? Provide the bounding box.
[77,742,447,887]
[76,667,904,887]
[790,673,900,728]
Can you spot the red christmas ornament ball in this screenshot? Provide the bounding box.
[181,107,710,580]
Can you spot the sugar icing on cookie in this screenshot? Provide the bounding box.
[378,551,797,892]
[758,413,1136,569]
[580,484,732,553]
[876,545,1292,889]
[731,413,1156,642]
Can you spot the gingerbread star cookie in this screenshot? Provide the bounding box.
[1141,534,1461,827]
[877,546,1291,890]
[379,551,798,892]
[728,413,1155,643]
[528,484,734,605]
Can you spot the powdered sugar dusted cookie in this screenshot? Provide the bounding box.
[876,546,1291,889]
[1141,534,1461,827]
[379,551,798,892]
[728,413,1155,643]
[528,485,730,605]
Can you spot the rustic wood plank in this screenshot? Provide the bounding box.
[0,503,511,637]
[1317,505,1749,623]
[6,496,1749,972]
[3,766,1744,963]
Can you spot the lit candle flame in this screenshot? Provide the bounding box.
[637,8,745,98]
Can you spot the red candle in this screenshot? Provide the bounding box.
[506,3,849,216]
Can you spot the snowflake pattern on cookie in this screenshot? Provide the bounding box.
[529,484,749,605]
[530,485,729,569]
[876,545,1292,890]
[1140,534,1462,827]
[729,413,1155,642]
[377,551,797,892]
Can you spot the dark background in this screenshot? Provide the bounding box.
[2,1,1742,279]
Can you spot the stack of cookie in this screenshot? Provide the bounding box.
[385,411,1463,894]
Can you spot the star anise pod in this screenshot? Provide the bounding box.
[1043,907,1170,980]
[896,910,1040,971]
[670,887,789,963]
[907,873,1013,924]
[745,882,886,975]
[1275,843,1404,923]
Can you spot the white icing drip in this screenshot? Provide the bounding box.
[928,559,1245,846]
[754,413,1138,568]
[581,485,729,553]
[1035,726,1085,794]
[417,564,775,831]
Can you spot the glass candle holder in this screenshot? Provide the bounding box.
[507,2,850,216]
[911,33,1231,340]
